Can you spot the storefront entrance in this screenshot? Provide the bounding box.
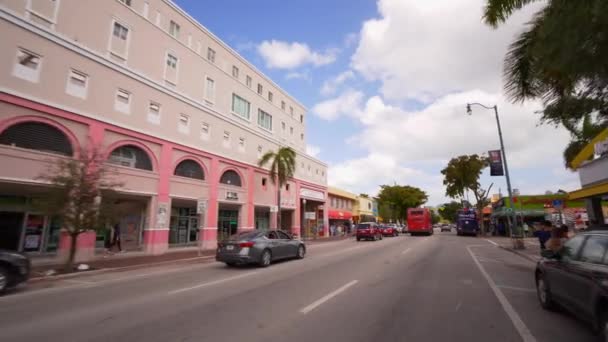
[218,205,240,241]
[169,206,199,246]
[255,207,270,231]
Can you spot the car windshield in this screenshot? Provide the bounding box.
[357,224,371,229]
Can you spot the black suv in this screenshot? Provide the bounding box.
[0,249,31,294]
[535,231,608,340]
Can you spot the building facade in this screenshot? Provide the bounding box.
[353,195,376,224]
[327,187,356,235]
[0,0,328,260]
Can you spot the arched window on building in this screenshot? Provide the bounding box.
[174,159,204,180]
[219,170,242,186]
[108,145,153,171]
[0,122,74,156]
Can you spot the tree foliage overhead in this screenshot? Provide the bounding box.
[483,0,608,167]
[376,185,428,222]
[438,201,464,223]
[441,154,488,200]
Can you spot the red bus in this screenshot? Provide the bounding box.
[407,208,433,236]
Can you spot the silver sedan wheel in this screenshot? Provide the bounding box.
[537,278,547,304]
[260,250,271,267]
[297,245,305,259]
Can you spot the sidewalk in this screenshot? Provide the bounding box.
[484,236,542,263]
[30,235,354,280]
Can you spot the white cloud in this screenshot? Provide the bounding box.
[257,40,337,69]
[351,0,545,102]
[312,89,364,121]
[320,70,356,96]
[318,89,575,205]
[285,71,311,81]
[306,144,321,158]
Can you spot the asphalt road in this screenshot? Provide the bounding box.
[0,231,597,342]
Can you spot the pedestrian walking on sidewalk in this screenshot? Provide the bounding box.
[533,221,552,251]
[110,223,123,253]
[546,227,564,253]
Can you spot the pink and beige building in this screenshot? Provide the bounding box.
[0,0,328,261]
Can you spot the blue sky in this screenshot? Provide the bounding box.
[174,0,580,206]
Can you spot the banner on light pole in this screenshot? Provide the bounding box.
[488,150,504,176]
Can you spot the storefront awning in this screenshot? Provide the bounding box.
[329,210,352,220]
[570,127,608,170]
[569,181,608,200]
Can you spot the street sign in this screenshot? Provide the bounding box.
[196,198,207,214]
[552,199,564,210]
[488,150,504,176]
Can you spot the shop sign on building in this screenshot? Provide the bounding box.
[488,150,504,176]
[226,191,239,201]
[196,198,207,214]
[305,212,316,219]
[300,188,324,201]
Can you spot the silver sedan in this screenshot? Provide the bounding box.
[216,230,306,267]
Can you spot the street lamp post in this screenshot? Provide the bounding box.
[466,103,521,248]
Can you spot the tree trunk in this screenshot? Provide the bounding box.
[276,185,282,231]
[65,232,79,272]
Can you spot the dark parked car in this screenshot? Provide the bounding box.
[535,231,608,340]
[0,249,30,294]
[356,222,382,241]
[381,224,399,237]
[216,230,305,267]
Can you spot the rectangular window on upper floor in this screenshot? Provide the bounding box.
[262,178,267,187]
[257,145,263,158]
[231,94,251,120]
[148,102,161,125]
[110,20,130,60]
[281,122,286,132]
[281,101,286,111]
[143,2,149,18]
[169,20,180,39]
[200,122,210,140]
[204,77,215,104]
[268,92,273,102]
[300,133,304,141]
[12,48,42,83]
[300,114,304,123]
[246,75,252,88]
[257,109,272,131]
[65,69,88,99]
[27,0,60,27]
[114,88,131,114]
[207,48,216,63]
[155,11,161,26]
[164,53,178,85]
[238,137,245,152]
[187,34,192,48]
[290,106,294,116]
[178,113,190,134]
[290,127,294,135]
[223,131,231,148]
[257,83,263,95]
[232,66,239,79]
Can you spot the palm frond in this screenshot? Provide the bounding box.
[483,0,542,28]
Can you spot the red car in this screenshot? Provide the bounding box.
[356,222,383,241]
[381,224,400,237]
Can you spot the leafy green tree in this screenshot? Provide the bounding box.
[377,185,428,223]
[441,155,492,234]
[482,0,608,165]
[430,209,441,225]
[36,147,122,271]
[258,147,296,231]
[438,201,464,223]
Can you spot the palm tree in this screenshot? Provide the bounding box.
[482,0,608,167]
[258,147,296,231]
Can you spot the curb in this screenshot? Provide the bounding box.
[29,255,215,283]
[498,246,539,263]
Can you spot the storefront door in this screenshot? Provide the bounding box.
[0,212,23,251]
[218,209,238,240]
[170,207,199,246]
